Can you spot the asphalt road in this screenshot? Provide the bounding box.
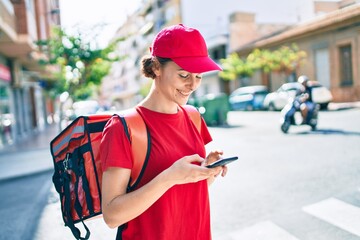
[0,108,359,240]
[0,171,52,240]
[208,109,360,240]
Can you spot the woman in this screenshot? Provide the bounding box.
[100,24,227,240]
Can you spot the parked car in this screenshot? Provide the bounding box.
[65,100,101,123]
[263,81,332,111]
[263,82,300,111]
[310,81,333,109]
[229,85,269,111]
[72,100,101,116]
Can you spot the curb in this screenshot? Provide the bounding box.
[0,168,53,183]
[328,101,360,111]
[0,148,53,182]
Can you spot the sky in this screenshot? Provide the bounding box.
[181,0,316,39]
[59,0,141,48]
[59,0,340,48]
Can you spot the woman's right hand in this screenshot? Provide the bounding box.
[102,154,216,227]
[163,154,218,186]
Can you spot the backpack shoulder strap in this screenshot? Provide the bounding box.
[117,108,151,190]
[116,105,199,190]
[182,104,201,133]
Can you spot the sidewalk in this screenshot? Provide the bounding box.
[0,123,59,154]
[0,122,118,239]
[328,101,360,111]
[0,123,59,181]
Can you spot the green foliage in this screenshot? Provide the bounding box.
[36,26,121,100]
[271,44,307,74]
[219,53,254,81]
[219,44,307,81]
[247,49,275,73]
[73,83,98,100]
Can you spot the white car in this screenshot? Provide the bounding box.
[72,100,100,117]
[263,81,332,110]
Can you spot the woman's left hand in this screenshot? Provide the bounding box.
[204,150,228,179]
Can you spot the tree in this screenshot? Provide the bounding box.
[219,53,254,81]
[219,53,255,93]
[37,26,121,100]
[271,44,307,75]
[247,44,307,78]
[247,48,278,89]
[220,44,307,90]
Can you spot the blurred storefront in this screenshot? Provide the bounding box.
[0,56,13,147]
[0,0,61,150]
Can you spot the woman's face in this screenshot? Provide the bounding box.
[155,61,202,106]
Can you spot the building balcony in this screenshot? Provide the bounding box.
[0,0,44,72]
[0,0,17,42]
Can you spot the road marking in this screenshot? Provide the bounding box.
[303,198,360,237]
[229,221,299,240]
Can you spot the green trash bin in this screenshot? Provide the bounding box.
[188,93,230,126]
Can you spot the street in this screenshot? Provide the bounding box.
[0,108,360,240]
[208,109,360,240]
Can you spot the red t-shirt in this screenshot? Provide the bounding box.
[100,106,213,240]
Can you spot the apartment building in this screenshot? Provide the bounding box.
[232,1,360,102]
[101,0,184,109]
[0,0,60,148]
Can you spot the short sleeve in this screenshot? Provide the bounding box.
[100,116,133,172]
[200,117,212,145]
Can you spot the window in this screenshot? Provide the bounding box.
[339,45,353,86]
[210,45,226,61]
[2,0,14,15]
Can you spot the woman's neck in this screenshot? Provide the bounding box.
[139,87,179,114]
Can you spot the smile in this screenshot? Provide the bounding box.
[177,89,192,97]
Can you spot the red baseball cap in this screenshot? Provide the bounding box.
[150,24,222,73]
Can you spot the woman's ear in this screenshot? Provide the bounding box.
[152,58,161,77]
[153,68,160,77]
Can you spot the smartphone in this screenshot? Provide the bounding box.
[206,156,239,168]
